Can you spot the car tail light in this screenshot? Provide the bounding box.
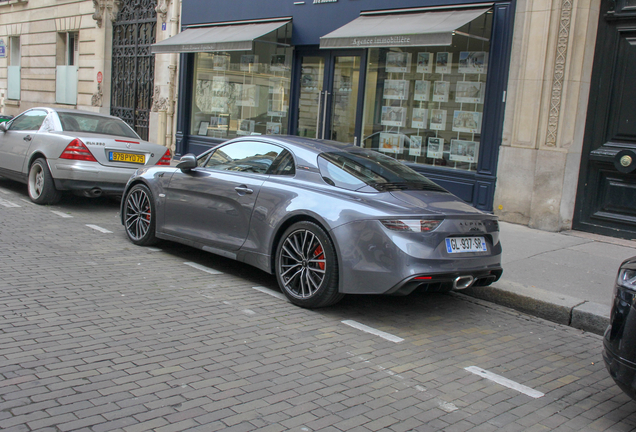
[60,139,97,162]
[156,149,172,166]
[380,219,441,232]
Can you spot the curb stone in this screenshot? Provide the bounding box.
[461,279,611,336]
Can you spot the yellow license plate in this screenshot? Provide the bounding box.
[109,152,145,164]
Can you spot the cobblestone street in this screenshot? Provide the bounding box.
[1,178,635,432]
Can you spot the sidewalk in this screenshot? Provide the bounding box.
[462,221,636,335]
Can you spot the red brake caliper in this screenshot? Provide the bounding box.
[313,246,325,270]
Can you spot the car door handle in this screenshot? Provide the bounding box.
[23,135,32,142]
[235,186,254,195]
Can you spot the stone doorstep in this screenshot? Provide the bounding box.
[459,280,611,336]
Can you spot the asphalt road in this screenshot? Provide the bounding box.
[1,178,635,432]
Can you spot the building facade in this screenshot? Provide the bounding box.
[2,0,635,240]
[0,0,180,151]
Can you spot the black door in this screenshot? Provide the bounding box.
[110,0,157,141]
[291,49,366,144]
[573,0,636,239]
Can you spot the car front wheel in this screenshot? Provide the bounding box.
[28,158,61,205]
[123,184,158,246]
[275,221,343,308]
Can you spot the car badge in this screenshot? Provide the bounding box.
[620,155,632,167]
[126,143,131,149]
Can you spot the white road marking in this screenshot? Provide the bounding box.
[252,286,287,301]
[465,366,544,398]
[86,224,113,233]
[184,262,222,275]
[51,211,72,218]
[147,247,162,252]
[242,309,256,315]
[20,199,34,205]
[0,197,21,208]
[341,320,404,343]
[0,189,9,194]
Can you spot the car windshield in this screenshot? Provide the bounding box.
[318,149,448,193]
[58,112,140,139]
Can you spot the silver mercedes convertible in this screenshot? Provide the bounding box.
[121,136,502,308]
[0,107,172,204]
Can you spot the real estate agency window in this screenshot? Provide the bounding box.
[361,10,493,172]
[189,26,293,139]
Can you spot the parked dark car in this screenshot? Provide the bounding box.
[603,256,636,400]
[121,136,503,308]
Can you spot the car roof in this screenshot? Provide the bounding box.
[30,107,124,121]
[225,135,368,167]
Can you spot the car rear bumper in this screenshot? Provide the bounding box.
[331,219,503,295]
[50,160,136,193]
[54,178,126,195]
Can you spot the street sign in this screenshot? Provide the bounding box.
[97,71,103,83]
[0,39,6,59]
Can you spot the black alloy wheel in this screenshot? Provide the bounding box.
[124,184,158,246]
[275,221,343,308]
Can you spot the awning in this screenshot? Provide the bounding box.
[320,7,491,49]
[151,20,290,54]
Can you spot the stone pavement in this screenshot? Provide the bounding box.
[464,222,636,335]
[1,179,636,431]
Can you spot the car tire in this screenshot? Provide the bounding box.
[275,221,343,308]
[123,183,158,246]
[28,158,62,205]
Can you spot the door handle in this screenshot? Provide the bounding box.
[322,91,330,140]
[315,90,323,139]
[23,135,32,142]
[235,186,254,195]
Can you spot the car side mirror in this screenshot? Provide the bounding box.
[176,154,197,171]
[0,123,7,133]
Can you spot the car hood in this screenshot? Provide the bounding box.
[389,190,487,216]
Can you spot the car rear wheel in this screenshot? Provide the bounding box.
[124,184,158,246]
[28,158,61,205]
[275,221,343,308]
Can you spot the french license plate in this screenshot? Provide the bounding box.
[445,237,487,253]
[109,152,144,164]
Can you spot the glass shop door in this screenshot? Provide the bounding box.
[294,49,365,144]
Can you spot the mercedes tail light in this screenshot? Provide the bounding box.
[380,219,441,232]
[156,149,172,166]
[60,139,97,162]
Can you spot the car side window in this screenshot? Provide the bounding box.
[8,110,48,131]
[203,141,284,174]
[267,150,295,176]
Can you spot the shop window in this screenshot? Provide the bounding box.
[190,28,293,139]
[361,11,493,172]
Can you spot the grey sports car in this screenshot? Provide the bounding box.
[0,107,172,204]
[121,136,502,308]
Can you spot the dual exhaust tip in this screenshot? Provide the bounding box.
[453,275,474,290]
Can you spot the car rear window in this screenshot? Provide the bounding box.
[58,112,139,139]
[318,149,448,193]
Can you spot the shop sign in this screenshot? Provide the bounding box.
[351,36,412,47]
[0,39,5,59]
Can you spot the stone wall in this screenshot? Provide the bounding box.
[0,0,105,114]
[495,0,601,231]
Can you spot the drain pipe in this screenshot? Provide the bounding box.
[165,0,181,152]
